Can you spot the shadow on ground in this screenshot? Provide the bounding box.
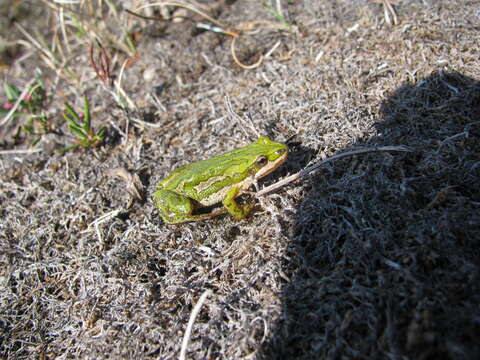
[261,71,480,359]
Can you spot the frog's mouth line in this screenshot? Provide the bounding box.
[255,152,288,180]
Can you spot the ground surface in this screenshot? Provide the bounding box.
[1,0,480,359]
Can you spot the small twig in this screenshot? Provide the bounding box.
[264,40,281,58]
[112,57,137,111]
[128,116,164,128]
[257,145,414,196]
[251,317,268,344]
[89,42,112,86]
[124,8,165,21]
[224,95,259,138]
[196,23,239,37]
[383,0,398,25]
[230,37,263,69]
[235,20,290,34]
[179,289,212,360]
[441,131,468,144]
[0,148,42,155]
[82,209,123,243]
[369,0,399,26]
[275,0,283,20]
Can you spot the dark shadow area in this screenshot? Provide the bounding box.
[261,72,480,359]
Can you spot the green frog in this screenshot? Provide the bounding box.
[153,137,288,224]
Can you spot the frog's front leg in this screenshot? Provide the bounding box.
[154,189,203,224]
[222,186,254,220]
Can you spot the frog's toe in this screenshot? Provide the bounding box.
[230,203,254,220]
[242,203,254,217]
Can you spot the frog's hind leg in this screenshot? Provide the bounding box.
[222,186,254,220]
[153,189,199,224]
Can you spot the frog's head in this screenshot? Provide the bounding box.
[250,137,288,179]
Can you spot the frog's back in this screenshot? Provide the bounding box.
[158,137,287,204]
[159,147,253,193]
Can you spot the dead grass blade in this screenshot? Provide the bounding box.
[257,145,414,196]
[179,290,212,360]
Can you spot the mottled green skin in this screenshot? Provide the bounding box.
[154,137,288,224]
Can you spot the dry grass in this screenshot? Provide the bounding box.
[1,0,480,359]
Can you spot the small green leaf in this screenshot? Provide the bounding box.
[125,32,136,53]
[4,83,21,102]
[69,124,88,139]
[59,144,80,153]
[22,125,35,135]
[264,4,291,29]
[78,138,91,148]
[62,96,104,151]
[64,103,82,125]
[67,120,85,132]
[97,127,107,138]
[38,112,48,124]
[82,96,91,130]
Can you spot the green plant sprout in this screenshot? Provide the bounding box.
[61,96,106,153]
[263,3,292,30]
[1,77,45,117]
[1,74,54,146]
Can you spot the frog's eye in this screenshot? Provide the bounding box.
[255,156,268,167]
